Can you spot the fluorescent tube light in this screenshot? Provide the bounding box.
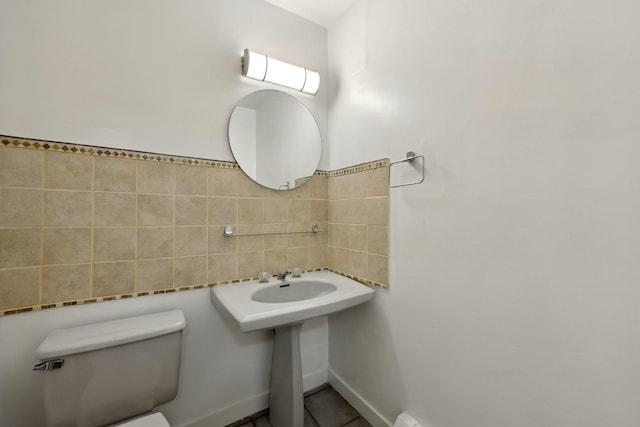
[242,49,320,95]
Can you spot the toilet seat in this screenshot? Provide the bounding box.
[112,412,170,427]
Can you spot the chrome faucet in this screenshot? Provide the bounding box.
[277,269,292,281]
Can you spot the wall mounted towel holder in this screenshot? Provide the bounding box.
[224,224,326,237]
[389,151,425,188]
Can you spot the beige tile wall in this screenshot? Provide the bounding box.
[0,137,389,315]
[327,163,390,287]
[0,142,328,312]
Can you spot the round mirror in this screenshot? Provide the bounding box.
[228,90,321,190]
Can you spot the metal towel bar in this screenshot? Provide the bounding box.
[224,224,326,237]
[389,151,425,188]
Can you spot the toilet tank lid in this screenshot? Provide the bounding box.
[36,310,186,359]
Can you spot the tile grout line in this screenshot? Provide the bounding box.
[134,160,139,293]
[89,156,95,298]
[206,168,211,286]
[38,150,45,306]
[172,166,176,290]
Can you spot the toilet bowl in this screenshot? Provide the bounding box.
[34,310,186,427]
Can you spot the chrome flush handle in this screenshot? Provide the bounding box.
[33,359,65,371]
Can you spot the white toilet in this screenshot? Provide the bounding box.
[34,310,186,427]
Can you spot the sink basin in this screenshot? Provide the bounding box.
[210,270,374,332]
[251,280,337,303]
[210,270,374,427]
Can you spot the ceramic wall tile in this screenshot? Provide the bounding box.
[207,253,238,283]
[0,228,41,268]
[44,191,92,227]
[137,227,174,259]
[41,264,91,303]
[208,167,238,197]
[264,198,288,223]
[0,268,39,310]
[236,225,264,252]
[237,251,263,279]
[175,256,207,287]
[44,151,93,190]
[208,225,237,254]
[136,258,174,292]
[208,197,237,225]
[0,139,390,315]
[176,226,208,256]
[328,162,390,287]
[0,189,42,227]
[238,198,264,224]
[94,192,137,226]
[175,196,207,226]
[137,161,175,194]
[138,194,174,226]
[175,164,207,196]
[93,262,135,297]
[94,157,136,192]
[43,228,92,265]
[94,227,136,261]
[0,147,42,188]
[368,226,388,256]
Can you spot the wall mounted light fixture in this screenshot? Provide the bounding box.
[242,49,320,96]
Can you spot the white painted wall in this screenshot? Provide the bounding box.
[229,106,257,178]
[0,0,329,169]
[0,290,328,426]
[0,0,329,425]
[6,0,640,425]
[328,1,640,426]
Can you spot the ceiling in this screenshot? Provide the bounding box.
[263,0,359,28]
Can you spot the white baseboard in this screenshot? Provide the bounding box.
[182,369,328,427]
[303,367,329,391]
[328,369,394,427]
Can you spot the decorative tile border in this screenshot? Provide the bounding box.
[1,135,239,168]
[0,283,206,317]
[0,267,384,317]
[328,268,389,289]
[328,159,390,176]
[1,134,241,168]
[0,135,340,176]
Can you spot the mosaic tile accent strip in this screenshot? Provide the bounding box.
[328,159,390,176]
[1,135,240,169]
[328,268,389,289]
[0,268,342,317]
[0,135,336,175]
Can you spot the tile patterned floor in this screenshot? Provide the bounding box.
[226,385,372,427]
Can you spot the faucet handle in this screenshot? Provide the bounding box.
[259,272,270,283]
[292,267,302,278]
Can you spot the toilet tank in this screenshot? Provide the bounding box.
[35,310,186,427]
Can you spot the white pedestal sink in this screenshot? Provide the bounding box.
[210,270,375,427]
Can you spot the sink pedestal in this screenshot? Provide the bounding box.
[209,271,375,426]
[269,323,304,427]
